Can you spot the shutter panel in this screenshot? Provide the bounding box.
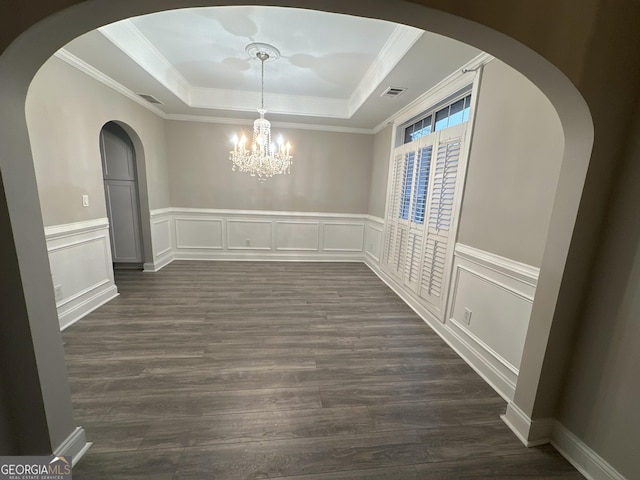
[383,151,405,276]
[419,130,463,310]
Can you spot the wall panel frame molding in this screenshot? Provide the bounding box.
[149,208,376,263]
[45,218,118,330]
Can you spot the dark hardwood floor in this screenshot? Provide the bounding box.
[62,261,583,479]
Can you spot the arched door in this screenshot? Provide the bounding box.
[99,122,144,267]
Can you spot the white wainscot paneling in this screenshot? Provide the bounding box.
[275,221,319,251]
[445,243,539,400]
[365,217,384,262]
[45,218,118,330]
[323,222,365,252]
[176,218,223,250]
[152,218,172,256]
[147,211,174,272]
[227,219,272,250]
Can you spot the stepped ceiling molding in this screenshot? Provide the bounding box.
[58,6,481,131]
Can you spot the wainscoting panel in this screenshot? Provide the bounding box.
[275,221,320,251]
[175,218,223,250]
[323,222,365,252]
[151,208,368,262]
[45,218,118,330]
[445,244,539,399]
[365,216,384,263]
[227,219,273,250]
[147,209,174,272]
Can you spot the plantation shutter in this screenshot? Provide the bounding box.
[383,150,405,275]
[403,139,434,292]
[418,124,465,311]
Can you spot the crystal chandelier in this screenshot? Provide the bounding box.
[230,43,292,182]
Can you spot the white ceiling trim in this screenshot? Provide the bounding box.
[164,114,373,134]
[372,51,495,134]
[53,49,167,117]
[52,48,375,134]
[347,25,422,116]
[98,21,191,105]
[190,86,349,117]
[97,19,423,119]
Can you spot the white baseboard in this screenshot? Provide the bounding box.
[54,427,92,467]
[501,402,553,447]
[59,284,118,331]
[174,252,364,262]
[143,252,175,272]
[552,423,627,480]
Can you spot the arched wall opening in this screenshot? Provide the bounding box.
[102,120,155,268]
[0,0,598,456]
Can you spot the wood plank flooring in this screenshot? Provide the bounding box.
[62,261,583,479]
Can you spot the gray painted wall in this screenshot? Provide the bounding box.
[367,125,392,218]
[166,120,373,213]
[457,59,564,267]
[26,56,170,227]
[556,93,640,480]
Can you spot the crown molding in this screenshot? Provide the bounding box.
[190,87,350,118]
[53,48,167,118]
[372,52,494,134]
[53,48,373,134]
[164,114,373,134]
[348,25,423,116]
[98,20,191,102]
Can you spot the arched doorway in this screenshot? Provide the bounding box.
[0,0,605,460]
[100,122,144,268]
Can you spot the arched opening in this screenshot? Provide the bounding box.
[99,121,153,270]
[0,0,598,461]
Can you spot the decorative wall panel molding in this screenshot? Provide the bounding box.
[275,221,320,251]
[365,216,384,263]
[149,208,378,263]
[444,243,538,398]
[45,218,118,330]
[322,222,365,252]
[146,209,174,272]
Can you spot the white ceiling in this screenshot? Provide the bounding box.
[59,6,481,132]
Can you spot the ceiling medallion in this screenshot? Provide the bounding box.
[230,42,292,182]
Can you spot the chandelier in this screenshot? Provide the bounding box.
[230,43,292,182]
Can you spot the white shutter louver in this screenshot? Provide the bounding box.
[404,231,423,290]
[411,145,432,225]
[419,132,463,309]
[383,152,405,276]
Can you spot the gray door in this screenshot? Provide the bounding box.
[100,123,144,265]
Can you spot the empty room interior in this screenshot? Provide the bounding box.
[1,2,639,480]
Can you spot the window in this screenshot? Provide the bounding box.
[384,85,474,318]
[402,94,471,144]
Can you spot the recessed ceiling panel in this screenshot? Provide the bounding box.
[130,6,397,98]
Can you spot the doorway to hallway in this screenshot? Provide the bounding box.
[99,122,144,269]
